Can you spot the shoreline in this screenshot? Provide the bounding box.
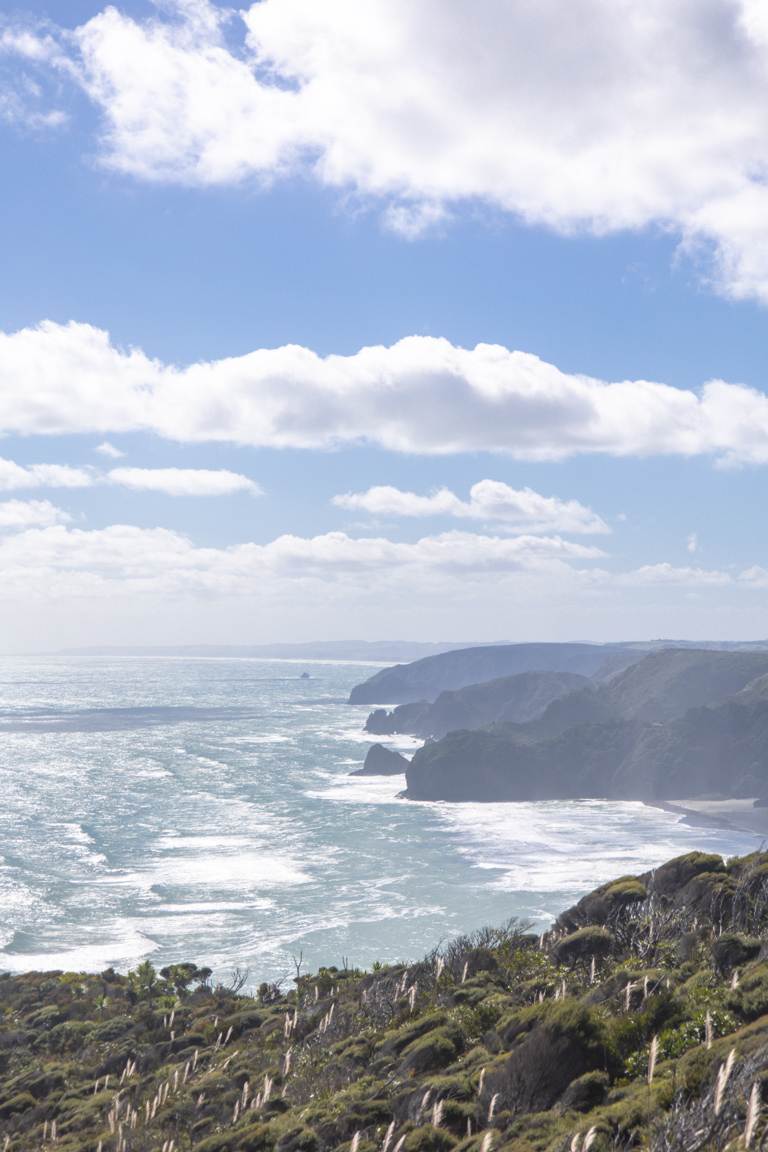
[649,797,768,841]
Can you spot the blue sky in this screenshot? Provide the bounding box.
[2,0,768,648]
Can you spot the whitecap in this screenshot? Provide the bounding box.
[0,924,157,973]
[146,851,311,890]
[306,775,406,805]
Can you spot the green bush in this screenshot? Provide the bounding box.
[711,933,761,974]
[400,1025,462,1073]
[553,926,614,965]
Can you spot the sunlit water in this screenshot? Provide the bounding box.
[0,655,759,984]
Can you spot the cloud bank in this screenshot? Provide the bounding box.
[3,321,768,464]
[333,481,610,535]
[0,525,603,598]
[9,0,768,299]
[0,516,760,646]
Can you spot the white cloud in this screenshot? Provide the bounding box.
[614,563,731,588]
[0,525,603,601]
[0,517,764,647]
[687,532,699,554]
[0,24,70,128]
[0,499,70,528]
[14,0,768,300]
[0,517,753,602]
[333,481,609,534]
[0,27,64,64]
[5,321,768,464]
[107,466,261,497]
[0,457,92,490]
[0,454,260,497]
[739,566,768,588]
[96,441,124,458]
[0,82,67,130]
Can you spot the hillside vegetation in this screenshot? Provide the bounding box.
[6,852,768,1150]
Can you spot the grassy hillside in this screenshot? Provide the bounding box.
[4,851,768,1149]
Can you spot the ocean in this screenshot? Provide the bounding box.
[0,655,758,985]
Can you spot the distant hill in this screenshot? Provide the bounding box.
[56,640,493,663]
[531,647,768,738]
[365,670,589,738]
[600,647,768,722]
[348,642,643,705]
[404,648,768,802]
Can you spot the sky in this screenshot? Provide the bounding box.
[2,0,768,648]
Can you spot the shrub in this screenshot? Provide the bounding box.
[403,1126,457,1151]
[560,1069,610,1111]
[553,927,614,965]
[0,1091,36,1119]
[711,933,761,974]
[651,853,725,897]
[494,1001,618,1113]
[400,1025,462,1073]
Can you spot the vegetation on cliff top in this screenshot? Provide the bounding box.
[4,851,768,1150]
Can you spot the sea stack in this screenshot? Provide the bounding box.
[351,743,410,776]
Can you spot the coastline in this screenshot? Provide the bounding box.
[650,796,768,841]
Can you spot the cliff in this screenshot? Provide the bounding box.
[404,649,768,802]
[364,670,588,738]
[349,642,643,705]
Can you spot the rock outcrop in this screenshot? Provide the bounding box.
[350,743,410,776]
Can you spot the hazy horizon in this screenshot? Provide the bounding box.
[5,634,768,652]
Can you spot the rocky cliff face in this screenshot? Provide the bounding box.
[405,720,641,801]
[364,670,588,738]
[404,649,768,802]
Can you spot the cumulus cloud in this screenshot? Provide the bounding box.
[0,518,763,646]
[687,532,699,554]
[107,467,262,496]
[0,457,92,490]
[0,525,603,600]
[0,499,70,528]
[0,27,65,64]
[0,515,751,600]
[13,0,768,299]
[0,453,260,497]
[96,441,124,458]
[0,519,756,620]
[4,321,768,464]
[333,481,609,534]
